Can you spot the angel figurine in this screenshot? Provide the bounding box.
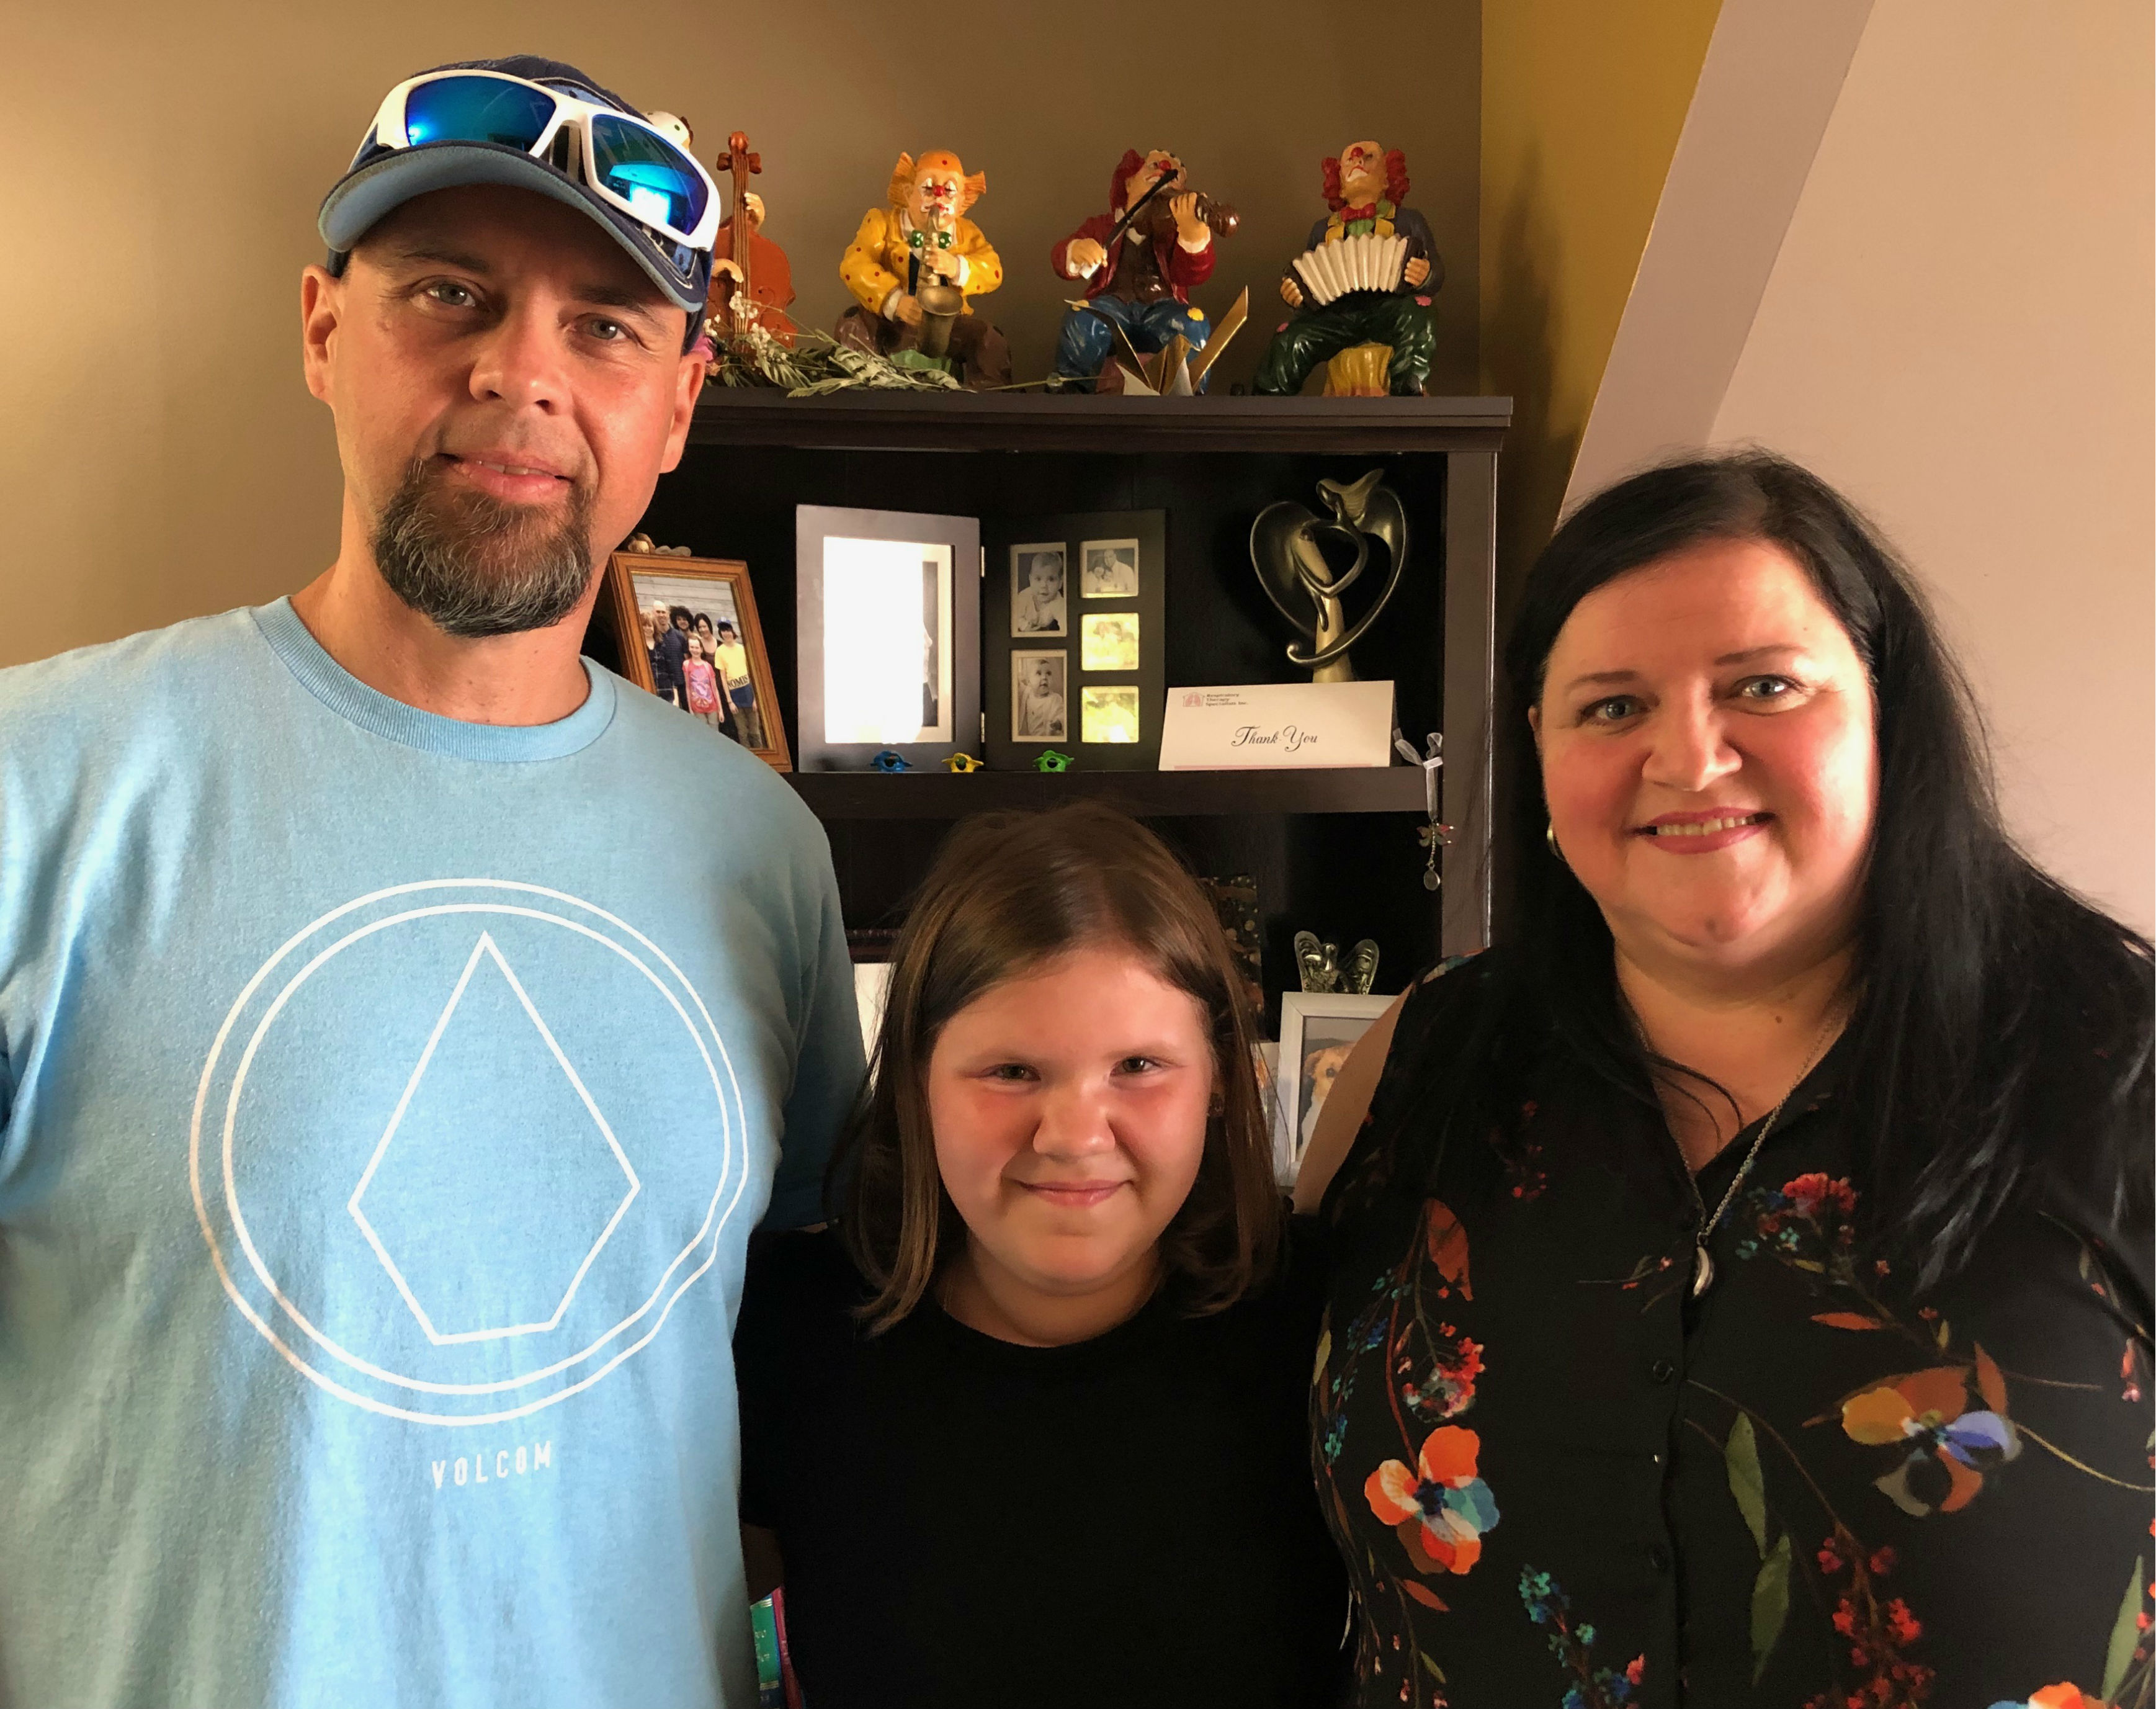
[1295,931,1379,995]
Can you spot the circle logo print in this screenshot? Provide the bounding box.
[190,880,749,1425]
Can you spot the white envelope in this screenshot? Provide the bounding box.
[1157,681,1395,769]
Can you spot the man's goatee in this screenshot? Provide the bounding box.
[371,457,596,638]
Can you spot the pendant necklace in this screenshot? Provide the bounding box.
[1678,1011,1841,1299]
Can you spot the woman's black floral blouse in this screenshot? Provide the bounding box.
[1313,955,2154,1709]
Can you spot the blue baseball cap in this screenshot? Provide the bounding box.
[319,55,714,319]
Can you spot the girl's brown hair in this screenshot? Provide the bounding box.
[830,802,1282,1332]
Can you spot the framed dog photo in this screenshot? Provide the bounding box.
[1009,543,1069,637]
[1274,992,1394,1183]
[1080,537,1140,599]
[597,551,791,771]
[1011,650,1068,742]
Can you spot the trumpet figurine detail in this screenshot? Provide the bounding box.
[1052,149,1238,392]
[836,150,1011,388]
[1253,141,1441,397]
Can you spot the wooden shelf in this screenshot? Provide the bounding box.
[648,390,1503,953]
[786,766,1428,820]
[689,390,1511,455]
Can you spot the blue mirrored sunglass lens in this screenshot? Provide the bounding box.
[403,76,557,150]
[590,114,707,235]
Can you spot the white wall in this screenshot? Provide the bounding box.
[1575,0,2152,931]
[1711,0,2152,931]
[1567,0,1873,500]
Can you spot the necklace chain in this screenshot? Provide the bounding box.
[1670,1007,1843,1298]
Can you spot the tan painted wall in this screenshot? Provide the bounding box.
[2,0,1480,668]
[1709,0,2154,930]
[1478,0,1724,606]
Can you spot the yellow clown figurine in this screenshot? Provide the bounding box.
[835,150,1011,388]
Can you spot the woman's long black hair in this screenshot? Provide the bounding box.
[1388,451,2150,1286]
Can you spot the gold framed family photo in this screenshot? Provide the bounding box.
[599,551,792,772]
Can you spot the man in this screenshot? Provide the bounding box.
[651,594,689,704]
[1052,148,1223,387]
[0,55,862,1709]
[713,620,764,747]
[834,148,1011,388]
[1251,140,1442,397]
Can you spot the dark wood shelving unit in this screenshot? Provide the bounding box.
[787,766,1428,820]
[687,390,1510,456]
[620,390,1508,1016]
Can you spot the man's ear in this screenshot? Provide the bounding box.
[660,331,707,473]
[300,264,344,404]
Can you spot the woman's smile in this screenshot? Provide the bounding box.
[1633,808,1774,852]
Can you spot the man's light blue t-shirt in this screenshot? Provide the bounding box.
[0,601,865,1708]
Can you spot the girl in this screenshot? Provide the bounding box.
[734,804,1345,1709]
[679,634,723,729]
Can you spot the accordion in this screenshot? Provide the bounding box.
[1290,232,1411,305]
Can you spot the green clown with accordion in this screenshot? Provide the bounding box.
[1253,140,1442,397]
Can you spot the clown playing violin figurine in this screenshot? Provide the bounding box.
[835,150,1011,388]
[1052,148,1237,392]
[1252,140,1441,397]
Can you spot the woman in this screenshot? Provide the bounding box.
[736,804,1344,1709]
[691,612,740,740]
[1299,454,2150,1707]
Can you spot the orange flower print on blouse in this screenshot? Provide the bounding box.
[1840,1361,2021,1517]
[1364,1425,1501,1576]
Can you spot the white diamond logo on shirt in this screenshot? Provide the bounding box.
[189,880,753,1427]
[348,933,641,1345]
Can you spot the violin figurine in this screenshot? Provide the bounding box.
[705,129,798,345]
[1051,148,1237,392]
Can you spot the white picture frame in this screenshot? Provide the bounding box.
[794,505,980,772]
[1274,992,1395,1184]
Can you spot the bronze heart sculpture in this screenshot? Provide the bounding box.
[1248,469,1410,681]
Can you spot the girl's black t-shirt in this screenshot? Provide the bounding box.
[734,1225,1348,1709]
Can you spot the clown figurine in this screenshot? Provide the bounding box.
[1052,149,1235,390]
[835,150,1010,388]
[1253,141,1441,397]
